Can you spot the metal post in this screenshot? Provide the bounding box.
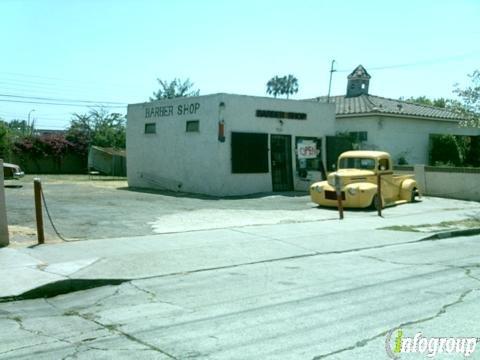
[327,60,336,103]
[334,174,344,220]
[377,173,382,217]
[34,178,45,244]
[0,159,9,246]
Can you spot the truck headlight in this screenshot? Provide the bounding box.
[313,185,323,193]
[347,187,358,196]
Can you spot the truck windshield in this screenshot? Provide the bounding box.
[339,157,375,170]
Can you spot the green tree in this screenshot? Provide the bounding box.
[266,74,299,99]
[429,134,462,166]
[266,76,283,98]
[150,78,199,101]
[402,96,447,108]
[7,119,35,137]
[0,119,12,159]
[453,70,480,128]
[66,108,126,155]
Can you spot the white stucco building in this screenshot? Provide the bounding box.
[127,67,479,196]
[127,93,336,196]
[314,65,480,169]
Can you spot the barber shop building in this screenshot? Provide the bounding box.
[127,94,336,196]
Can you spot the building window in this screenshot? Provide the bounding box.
[349,131,368,142]
[295,137,322,172]
[256,110,307,120]
[378,158,390,171]
[231,132,268,173]
[144,123,156,134]
[186,120,200,132]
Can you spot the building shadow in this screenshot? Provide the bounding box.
[117,186,308,201]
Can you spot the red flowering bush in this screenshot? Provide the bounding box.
[13,134,79,158]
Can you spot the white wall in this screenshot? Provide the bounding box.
[414,165,480,201]
[127,94,336,196]
[336,115,480,165]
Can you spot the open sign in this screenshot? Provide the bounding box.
[297,142,318,159]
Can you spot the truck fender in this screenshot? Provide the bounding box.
[356,183,378,207]
[400,179,417,201]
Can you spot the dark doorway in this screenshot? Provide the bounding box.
[270,134,293,191]
[326,136,353,171]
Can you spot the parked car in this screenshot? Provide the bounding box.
[310,151,418,209]
[3,162,25,180]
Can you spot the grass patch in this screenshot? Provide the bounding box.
[381,218,480,233]
[380,225,421,232]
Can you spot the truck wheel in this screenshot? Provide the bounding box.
[370,194,382,210]
[410,188,418,202]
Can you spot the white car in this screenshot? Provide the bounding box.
[3,162,25,180]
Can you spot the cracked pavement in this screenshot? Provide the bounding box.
[1,231,480,359]
[3,185,480,358]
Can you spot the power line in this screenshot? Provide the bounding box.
[0,78,123,96]
[0,70,126,88]
[0,98,126,108]
[335,52,480,73]
[0,93,126,105]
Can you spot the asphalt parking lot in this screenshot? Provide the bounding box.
[4,175,323,244]
[4,174,480,246]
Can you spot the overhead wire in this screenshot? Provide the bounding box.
[335,52,480,73]
[0,98,126,108]
[0,70,126,88]
[0,93,126,105]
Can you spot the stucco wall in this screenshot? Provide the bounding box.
[127,94,335,196]
[414,165,480,201]
[336,115,480,165]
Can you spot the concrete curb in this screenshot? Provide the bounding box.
[419,227,480,241]
[2,227,480,303]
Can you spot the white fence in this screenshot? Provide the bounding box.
[395,165,480,202]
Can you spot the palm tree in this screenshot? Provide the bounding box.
[283,74,299,99]
[266,76,284,98]
[266,75,299,99]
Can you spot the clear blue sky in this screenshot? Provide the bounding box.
[0,0,479,129]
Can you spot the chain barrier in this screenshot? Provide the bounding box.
[40,187,72,242]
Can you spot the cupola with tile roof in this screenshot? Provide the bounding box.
[346,65,371,97]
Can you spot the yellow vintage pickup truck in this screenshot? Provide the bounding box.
[310,151,418,209]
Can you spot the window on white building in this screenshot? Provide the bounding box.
[186,120,200,132]
[231,132,268,173]
[144,123,156,134]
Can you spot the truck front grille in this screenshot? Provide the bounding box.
[325,190,345,200]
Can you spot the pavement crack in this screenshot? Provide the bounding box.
[128,282,158,301]
[311,288,478,359]
[6,315,84,356]
[68,311,178,359]
[92,287,122,307]
[361,256,480,284]
[464,267,480,283]
[361,255,438,267]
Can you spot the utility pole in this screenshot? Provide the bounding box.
[327,60,336,103]
[27,109,35,135]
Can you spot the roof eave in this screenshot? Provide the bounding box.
[336,112,463,123]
